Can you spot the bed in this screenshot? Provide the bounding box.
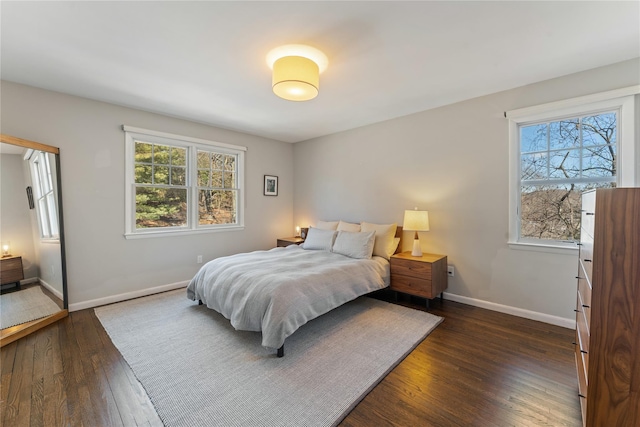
[187,223,402,357]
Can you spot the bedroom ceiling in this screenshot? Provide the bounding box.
[1,1,638,143]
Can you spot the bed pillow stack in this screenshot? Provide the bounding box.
[303,220,398,260]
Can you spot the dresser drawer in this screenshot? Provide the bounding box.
[575,340,588,424]
[577,276,591,329]
[390,275,434,299]
[576,306,590,362]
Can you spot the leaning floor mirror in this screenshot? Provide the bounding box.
[0,134,68,347]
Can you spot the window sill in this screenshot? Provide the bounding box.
[124,225,244,240]
[508,241,579,255]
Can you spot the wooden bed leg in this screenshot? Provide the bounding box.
[277,345,284,358]
[198,300,203,305]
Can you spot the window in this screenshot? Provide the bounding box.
[124,126,246,238]
[508,89,637,250]
[29,151,59,240]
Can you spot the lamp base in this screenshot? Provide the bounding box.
[411,238,422,257]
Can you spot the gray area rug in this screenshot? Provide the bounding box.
[0,286,61,329]
[95,289,443,427]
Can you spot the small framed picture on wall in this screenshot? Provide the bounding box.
[264,175,278,196]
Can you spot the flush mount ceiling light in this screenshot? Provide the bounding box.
[266,44,328,102]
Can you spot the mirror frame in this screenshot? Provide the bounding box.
[0,134,68,347]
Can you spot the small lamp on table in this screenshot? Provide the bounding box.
[403,208,430,257]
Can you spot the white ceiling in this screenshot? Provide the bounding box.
[2,1,639,143]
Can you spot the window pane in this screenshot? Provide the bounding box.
[154,166,170,185]
[46,193,59,236]
[171,166,186,185]
[549,149,580,179]
[198,170,210,187]
[224,171,235,188]
[38,199,50,237]
[582,145,616,178]
[197,151,210,168]
[135,141,153,163]
[549,119,580,150]
[521,153,548,180]
[135,165,152,184]
[520,184,582,241]
[213,154,224,170]
[153,144,170,165]
[520,124,547,153]
[582,113,616,147]
[171,147,186,166]
[224,155,235,172]
[212,170,223,187]
[135,187,187,229]
[520,182,615,241]
[198,189,236,225]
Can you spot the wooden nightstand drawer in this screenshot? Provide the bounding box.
[390,275,433,299]
[391,258,432,280]
[1,256,24,286]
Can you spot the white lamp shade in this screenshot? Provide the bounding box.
[403,210,430,232]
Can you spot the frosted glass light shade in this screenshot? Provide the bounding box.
[272,56,319,101]
[403,210,430,232]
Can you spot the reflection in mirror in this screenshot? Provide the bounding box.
[0,136,68,346]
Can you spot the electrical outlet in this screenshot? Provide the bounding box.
[447,265,455,277]
[197,255,203,264]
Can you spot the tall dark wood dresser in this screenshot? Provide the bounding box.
[575,188,640,426]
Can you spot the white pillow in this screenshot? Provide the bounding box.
[332,230,375,259]
[302,227,337,251]
[360,222,398,260]
[337,220,361,232]
[315,220,339,230]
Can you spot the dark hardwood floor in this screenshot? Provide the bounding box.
[1,292,581,426]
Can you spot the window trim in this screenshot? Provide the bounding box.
[123,126,246,239]
[507,87,638,251]
[27,150,60,241]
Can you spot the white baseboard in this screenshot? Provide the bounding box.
[20,277,40,285]
[36,278,64,301]
[69,281,189,312]
[442,292,576,329]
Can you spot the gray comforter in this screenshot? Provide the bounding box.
[186,245,390,349]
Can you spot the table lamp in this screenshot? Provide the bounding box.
[403,208,430,256]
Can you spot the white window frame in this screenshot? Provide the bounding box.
[27,150,60,241]
[507,86,639,253]
[123,126,246,239]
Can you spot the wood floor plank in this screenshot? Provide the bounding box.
[0,294,582,427]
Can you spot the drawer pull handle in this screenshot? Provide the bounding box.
[585,212,594,216]
[574,309,580,313]
[584,259,592,263]
[576,243,583,246]
[572,342,577,346]
[582,304,590,308]
[578,394,586,399]
[581,350,588,354]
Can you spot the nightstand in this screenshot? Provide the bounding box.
[1,255,24,289]
[276,237,305,247]
[390,252,448,308]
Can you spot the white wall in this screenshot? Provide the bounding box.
[1,81,294,309]
[0,153,38,280]
[293,58,640,326]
